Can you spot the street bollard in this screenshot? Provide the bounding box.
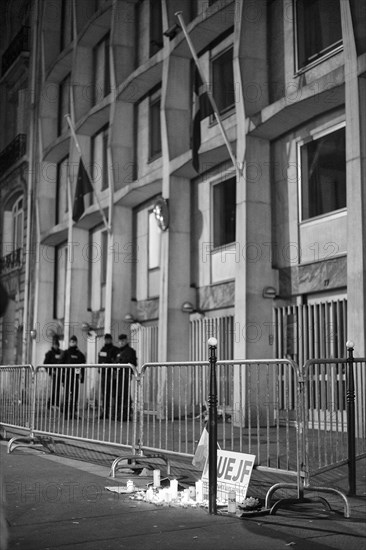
[346,340,356,496]
[208,337,218,515]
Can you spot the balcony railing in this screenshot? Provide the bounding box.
[1,25,30,76]
[0,248,22,274]
[0,134,27,175]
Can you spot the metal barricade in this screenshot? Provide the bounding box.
[6,363,139,454]
[136,361,209,459]
[266,355,366,517]
[138,360,300,475]
[302,357,366,483]
[0,364,34,434]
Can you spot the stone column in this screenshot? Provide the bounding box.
[233,1,276,424]
[158,53,192,362]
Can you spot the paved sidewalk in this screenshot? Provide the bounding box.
[1,441,365,550]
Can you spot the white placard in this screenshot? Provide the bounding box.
[201,450,255,502]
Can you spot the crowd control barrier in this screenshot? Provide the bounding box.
[136,360,301,473]
[301,352,366,497]
[0,364,33,434]
[3,364,138,454]
[2,352,363,518]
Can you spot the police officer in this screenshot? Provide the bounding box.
[59,335,86,419]
[114,334,137,421]
[43,335,62,409]
[98,333,118,419]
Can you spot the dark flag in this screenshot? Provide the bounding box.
[192,69,214,173]
[72,159,93,222]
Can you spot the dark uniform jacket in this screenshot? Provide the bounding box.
[59,347,86,383]
[98,343,118,364]
[44,348,62,365]
[114,344,137,367]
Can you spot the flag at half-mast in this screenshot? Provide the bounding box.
[192,68,214,173]
[72,158,93,222]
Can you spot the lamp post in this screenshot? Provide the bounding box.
[208,336,218,514]
[346,340,356,496]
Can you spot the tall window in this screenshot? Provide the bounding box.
[213,177,236,247]
[295,0,342,70]
[58,73,71,136]
[91,125,109,192]
[149,89,161,160]
[150,0,163,57]
[60,0,73,51]
[212,47,235,115]
[93,34,111,104]
[148,209,161,297]
[12,196,24,251]
[54,243,68,319]
[300,126,346,220]
[89,227,107,311]
[56,157,69,224]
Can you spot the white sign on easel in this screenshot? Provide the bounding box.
[201,450,256,502]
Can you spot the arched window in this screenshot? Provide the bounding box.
[12,195,24,250]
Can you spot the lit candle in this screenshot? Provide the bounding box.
[153,469,160,488]
[170,479,178,499]
[195,480,203,503]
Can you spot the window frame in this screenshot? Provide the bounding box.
[11,195,24,251]
[60,0,73,52]
[88,225,107,312]
[54,242,68,320]
[148,88,162,161]
[58,73,71,136]
[92,32,111,105]
[149,0,163,57]
[211,175,236,250]
[55,156,69,225]
[147,207,162,298]
[294,0,343,74]
[210,45,235,118]
[91,124,109,193]
[298,121,346,223]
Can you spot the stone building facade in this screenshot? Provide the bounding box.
[1,0,365,372]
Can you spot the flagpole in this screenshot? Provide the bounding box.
[64,174,73,346]
[175,11,241,173]
[65,114,111,234]
[103,0,118,334]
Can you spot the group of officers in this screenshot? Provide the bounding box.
[43,333,137,421]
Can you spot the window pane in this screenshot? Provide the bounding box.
[296,0,342,69]
[149,96,161,159]
[92,126,109,192]
[89,229,104,311]
[60,0,73,51]
[58,74,71,135]
[213,177,236,247]
[12,197,24,250]
[56,157,69,224]
[301,127,346,220]
[150,0,163,56]
[148,210,161,269]
[55,243,67,319]
[212,48,235,114]
[93,34,111,104]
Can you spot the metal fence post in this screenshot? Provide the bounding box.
[346,341,356,496]
[208,337,218,515]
